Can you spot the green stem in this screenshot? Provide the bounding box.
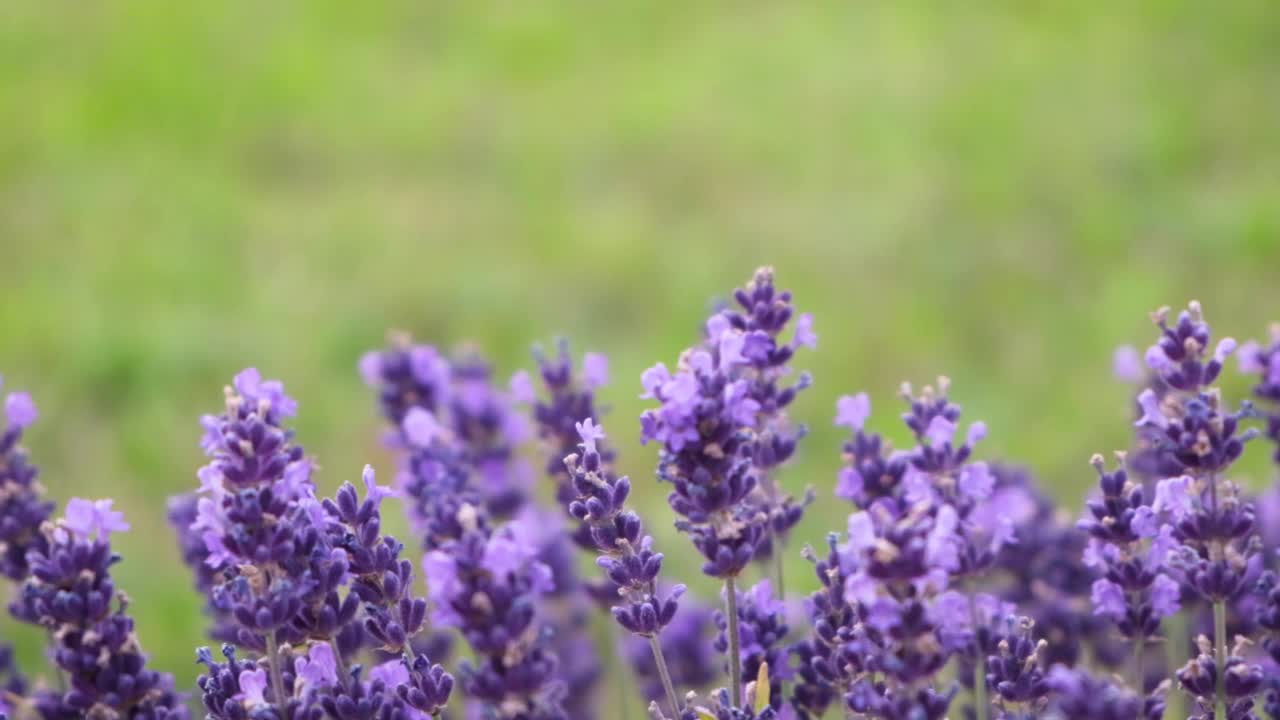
[1132,636,1144,708]
[648,635,681,718]
[772,538,786,600]
[725,575,743,708]
[973,655,989,720]
[967,589,989,720]
[1213,600,1227,720]
[266,630,287,711]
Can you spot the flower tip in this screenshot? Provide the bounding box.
[4,391,37,429]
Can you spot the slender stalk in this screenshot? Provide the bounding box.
[266,630,287,709]
[966,589,989,720]
[771,538,786,600]
[725,575,743,708]
[616,640,634,720]
[648,635,680,718]
[973,654,989,720]
[1131,636,1144,710]
[1213,600,1227,720]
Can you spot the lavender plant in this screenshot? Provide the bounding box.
[14,278,1280,720]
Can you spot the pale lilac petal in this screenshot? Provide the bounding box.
[4,392,37,429]
[835,467,864,502]
[1153,475,1194,519]
[358,351,383,387]
[793,313,817,349]
[1113,345,1144,382]
[370,659,410,687]
[582,353,609,389]
[238,668,268,706]
[640,364,671,399]
[1135,388,1168,429]
[508,370,536,404]
[1213,337,1237,364]
[403,408,443,447]
[1090,579,1126,620]
[1238,340,1263,373]
[834,393,871,431]
[924,416,955,448]
[575,418,606,454]
[1150,574,1181,618]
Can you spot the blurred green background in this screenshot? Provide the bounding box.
[3,0,1279,706]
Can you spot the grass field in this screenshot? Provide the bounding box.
[2,1,1279,707]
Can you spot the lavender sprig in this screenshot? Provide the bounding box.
[410,409,568,719]
[13,499,188,720]
[564,418,684,715]
[0,378,50,583]
[709,267,817,593]
[1136,302,1262,716]
[1077,454,1181,693]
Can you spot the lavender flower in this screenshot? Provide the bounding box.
[838,499,962,719]
[640,298,767,581]
[1127,302,1263,716]
[0,377,52,583]
[707,268,816,572]
[788,534,865,720]
[1045,667,1166,720]
[184,369,337,652]
[360,335,451,430]
[983,616,1050,719]
[563,418,683,714]
[13,498,187,720]
[411,414,566,719]
[1078,455,1181,641]
[518,342,613,719]
[445,351,533,518]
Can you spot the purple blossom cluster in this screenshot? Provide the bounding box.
[15,274,1280,720]
[12,499,187,720]
[173,369,453,720]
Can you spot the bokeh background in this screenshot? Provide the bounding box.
[3,0,1279,709]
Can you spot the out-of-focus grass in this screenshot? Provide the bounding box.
[2,0,1279,703]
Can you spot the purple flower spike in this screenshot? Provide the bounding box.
[0,378,53,582]
[642,268,818,578]
[835,393,871,431]
[564,418,682,639]
[1077,454,1181,640]
[13,502,188,720]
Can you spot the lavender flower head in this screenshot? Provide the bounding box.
[185,369,342,652]
[0,376,51,582]
[640,319,765,580]
[1077,454,1182,640]
[412,411,566,719]
[360,335,451,432]
[1175,635,1264,720]
[563,418,683,638]
[13,498,188,720]
[706,267,816,560]
[1135,303,1260,604]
